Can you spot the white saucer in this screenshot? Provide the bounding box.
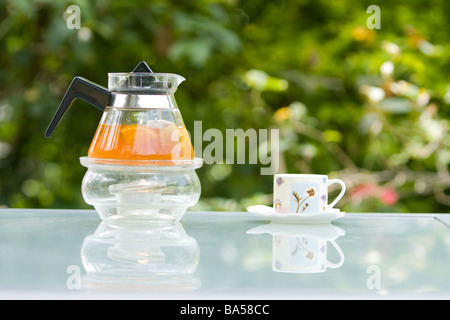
[247,205,345,224]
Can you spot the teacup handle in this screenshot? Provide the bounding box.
[327,179,346,210]
[325,240,345,269]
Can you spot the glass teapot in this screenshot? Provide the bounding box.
[46,62,202,221]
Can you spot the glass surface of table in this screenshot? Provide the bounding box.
[0,208,448,299]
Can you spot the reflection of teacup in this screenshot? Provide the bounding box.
[247,223,345,274]
[273,174,346,213]
[273,236,343,273]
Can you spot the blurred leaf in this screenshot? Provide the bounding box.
[244,70,288,92]
[377,97,413,114]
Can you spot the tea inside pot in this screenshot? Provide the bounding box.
[88,110,194,161]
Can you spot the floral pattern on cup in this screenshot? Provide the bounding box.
[292,187,316,213]
[291,237,317,261]
[273,198,290,213]
[274,199,282,210]
[320,194,327,211]
[276,177,284,186]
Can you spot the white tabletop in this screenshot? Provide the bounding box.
[0,209,449,300]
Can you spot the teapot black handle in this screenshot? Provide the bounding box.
[45,77,111,138]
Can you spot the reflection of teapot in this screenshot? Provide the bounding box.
[80,219,200,291]
[45,62,202,221]
[247,223,345,273]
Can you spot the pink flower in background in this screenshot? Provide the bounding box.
[350,183,399,206]
[350,184,378,202]
[379,187,398,205]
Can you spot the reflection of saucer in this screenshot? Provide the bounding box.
[247,223,345,240]
[247,205,345,224]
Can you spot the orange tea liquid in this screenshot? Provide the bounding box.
[88,122,194,161]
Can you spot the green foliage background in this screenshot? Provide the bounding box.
[0,0,448,213]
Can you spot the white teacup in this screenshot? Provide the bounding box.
[273,174,346,214]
